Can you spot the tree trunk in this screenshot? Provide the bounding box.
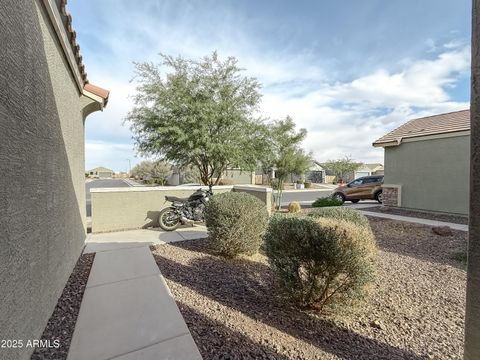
[465,1,480,358]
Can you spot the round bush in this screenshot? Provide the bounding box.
[205,192,269,258]
[264,215,376,312]
[307,207,370,228]
[287,201,301,213]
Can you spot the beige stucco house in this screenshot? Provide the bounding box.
[353,163,384,179]
[373,109,469,215]
[88,166,114,179]
[0,1,108,359]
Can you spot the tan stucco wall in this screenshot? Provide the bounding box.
[232,186,273,214]
[0,1,99,359]
[91,185,273,233]
[384,135,470,215]
[91,187,232,232]
[224,169,255,184]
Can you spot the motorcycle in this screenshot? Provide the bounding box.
[158,185,213,231]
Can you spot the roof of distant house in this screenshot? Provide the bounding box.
[363,163,384,171]
[373,109,470,147]
[89,167,114,173]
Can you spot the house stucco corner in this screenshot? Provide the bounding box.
[0,1,107,359]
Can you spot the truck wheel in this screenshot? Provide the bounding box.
[375,191,383,204]
[333,193,345,204]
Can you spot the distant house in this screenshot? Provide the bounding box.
[320,163,383,183]
[373,109,469,215]
[255,162,326,185]
[305,162,326,183]
[223,168,255,185]
[349,163,384,181]
[88,167,114,179]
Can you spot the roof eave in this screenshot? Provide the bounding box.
[83,85,110,109]
[372,139,401,148]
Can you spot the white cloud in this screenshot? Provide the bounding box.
[84,12,470,169]
[259,46,470,164]
[327,47,469,109]
[85,141,147,172]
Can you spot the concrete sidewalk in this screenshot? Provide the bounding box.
[359,210,468,231]
[84,226,208,253]
[68,228,205,360]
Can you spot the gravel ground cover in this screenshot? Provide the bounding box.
[151,217,466,360]
[365,206,468,225]
[31,253,95,360]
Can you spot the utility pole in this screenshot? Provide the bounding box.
[465,1,480,359]
[126,159,131,176]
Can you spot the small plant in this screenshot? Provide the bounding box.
[304,181,312,189]
[287,201,301,213]
[263,216,376,313]
[296,179,304,184]
[308,207,370,229]
[205,192,269,258]
[311,196,343,207]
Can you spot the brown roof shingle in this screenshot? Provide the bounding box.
[373,109,470,146]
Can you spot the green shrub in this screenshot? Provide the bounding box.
[308,207,370,229]
[304,181,312,189]
[287,201,301,213]
[205,192,269,258]
[311,196,343,207]
[264,216,376,312]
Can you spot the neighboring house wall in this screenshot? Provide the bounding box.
[384,135,469,215]
[0,2,101,359]
[223,169,255,184]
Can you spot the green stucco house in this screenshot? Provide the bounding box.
[373,109,469,215]
[0,1,108,359]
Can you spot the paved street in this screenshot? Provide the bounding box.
[86,179,131,216]
[277,189,333,205]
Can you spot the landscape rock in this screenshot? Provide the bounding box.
[432,226,454,236]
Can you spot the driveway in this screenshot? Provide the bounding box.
[277,189,333,206]
[86,179,131,216]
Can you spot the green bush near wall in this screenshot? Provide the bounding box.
[205,192,269,258]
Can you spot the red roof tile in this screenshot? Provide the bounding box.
[59,1,109,104]
[84,83,110,103]
[60,0,88,84]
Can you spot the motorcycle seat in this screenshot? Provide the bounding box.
[165,195,188,202]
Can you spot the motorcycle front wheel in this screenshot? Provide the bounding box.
[158,207,181,231]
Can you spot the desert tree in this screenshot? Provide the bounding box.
[130,160,171,185]
[127,52,268,185]
[323,156,363,183]
[262,117,312,209]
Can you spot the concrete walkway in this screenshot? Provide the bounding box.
[359,210,468,231]
[68,227,206,360]
[83,226,208,253]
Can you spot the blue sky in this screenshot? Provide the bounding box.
[69,0,471,172]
